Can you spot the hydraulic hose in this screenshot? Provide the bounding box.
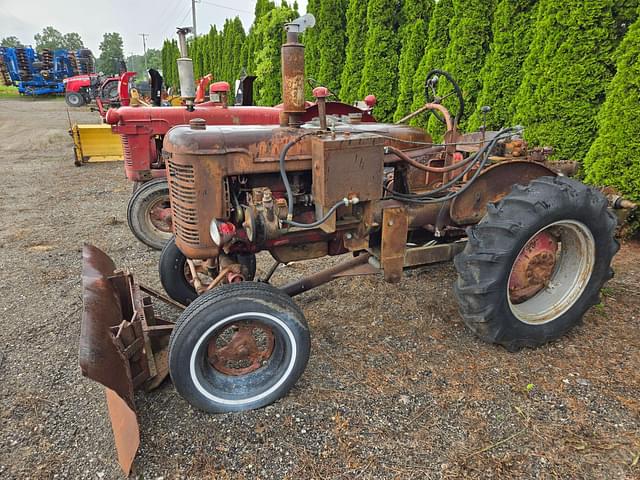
[278,131,353,229]
[386,144,476,173]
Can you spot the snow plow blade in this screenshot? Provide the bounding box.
[79,244,175,474]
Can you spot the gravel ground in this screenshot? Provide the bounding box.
[0,97,639,479]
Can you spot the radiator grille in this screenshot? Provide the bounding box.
[168,160,199,246]
[121,135,132,167]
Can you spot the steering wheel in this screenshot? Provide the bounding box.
[307,77,339,101]
[424,69,464,127]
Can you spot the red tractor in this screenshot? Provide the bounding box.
[63,71,136,107]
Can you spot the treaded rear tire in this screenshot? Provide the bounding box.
[454,176,618,351]
[169,282,310,413]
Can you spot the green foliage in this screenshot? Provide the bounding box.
[316,0,348,94]
[97,32,125,75]
[393,0,434,121]
[431,0,496,135]
[304,0,322,95]
[1,36,22,48]
[253,4,299,105]
[126,48,162,83]
[62,32,84,50]
[161,39,180,90]
[613,0,639,39]
[513,0,617,161]
[583,11,640,203]
[359,0,402,121]
[409,0,453,128]
[34,27,65,50]
[468,0,538,131]
[339,0,368,103]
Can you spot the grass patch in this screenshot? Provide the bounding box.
[0,85,19,97]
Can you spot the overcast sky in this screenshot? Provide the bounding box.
[1,0,308,55]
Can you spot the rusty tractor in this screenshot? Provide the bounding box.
[80,15,626,474]
[105,26,376,250]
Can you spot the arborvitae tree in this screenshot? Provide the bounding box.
[430,0,495,134]
[613,0,639,39]
[409,0,453,128]
[253,4,298,105]
[467,0,538,130]
[583,9,640,202]
[161,39,180,89]
[242,0,276,75]
[359,0,402,121]
[316,0,348,94]
[513,0,617,160]
[393,0,434,121]
[339,0,368,102]
[304,0,322,95]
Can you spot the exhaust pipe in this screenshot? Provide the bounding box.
[281,14,315,127]
[176,27,196,111]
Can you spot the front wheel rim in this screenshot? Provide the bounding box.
[507,220,596,325]
[189,312,297,406]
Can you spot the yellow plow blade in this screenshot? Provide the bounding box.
[70,123,123,166]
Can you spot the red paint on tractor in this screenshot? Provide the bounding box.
[509,231,558,304]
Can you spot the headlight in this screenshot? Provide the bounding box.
[209,219,236,246]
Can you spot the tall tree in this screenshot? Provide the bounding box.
[1,36,22,48]
[62,32,84,50]
[253,3,299,105]
[304,0,322,94]
[316,0,348,94]
[583,8,640,203]
[359,0,402,121]
[241,0,275,75]
[34,26,65,50]
[432,0,496,133]
[339,0,368,103]
[161,39,180,89]
[393,0,434,121]
[513,0,617,160]
[613,0,639,39]
[468,0,538,130]
[409,0,453,128]
[97,32,125,74]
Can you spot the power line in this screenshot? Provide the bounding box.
[199,0,252,15]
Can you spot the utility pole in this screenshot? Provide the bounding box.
[139,33,149,71]
[191,0,198,37]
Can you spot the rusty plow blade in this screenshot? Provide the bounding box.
[79,244,175,475]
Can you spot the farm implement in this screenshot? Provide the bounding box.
[79,15,631,475]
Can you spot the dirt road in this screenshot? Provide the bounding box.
[0,97,638,479]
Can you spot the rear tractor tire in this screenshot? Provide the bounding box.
[169,282,310,413]
[159,236,257,305]
[454,176,618,351]
[65,91,85,107]
[127,178,173,250]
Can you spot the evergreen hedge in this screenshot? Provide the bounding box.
[513,0,617,161]
[584,8,640,202]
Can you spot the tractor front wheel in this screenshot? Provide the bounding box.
[65,92,85,107]
[168,282,310,412]
[454,176,618,351]
[127,178,173,250]
[159,236,257,305]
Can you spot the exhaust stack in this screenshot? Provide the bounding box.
[176,27,196,110]
[281,14,315,127]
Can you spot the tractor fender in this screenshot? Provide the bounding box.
[449,160,556,226]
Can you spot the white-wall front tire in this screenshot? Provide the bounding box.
[169,282,310,413]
